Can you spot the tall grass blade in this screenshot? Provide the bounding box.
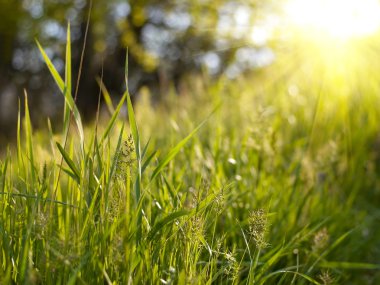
[100,90,128,144]
[62,22,72,141]
[56,142,81,183]
[261,270,321,285]
[319,261,380,270]
[150,120,206,181]
[24,90,36,186]
[142,150,157,174]
[65,22,72,99]
[147,209,190,242]
[96,77,115,114]
[17,99,24,174]
[125,61,143,245]
[307,229,353,273]
[35,40,64,91]
[36,25,84,152]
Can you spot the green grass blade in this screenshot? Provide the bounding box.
[125,75,143,246]
[125,47,129,88]
[24,90,36,186]
[142,150,157,174]
[307,229,353,274]
[61,167,80,184]
[36,39,64,92]
[94,136,103,174]
[80,183,101,238]
[100,90,128,144]
[47,118,56,157]
[125,92,141,182]
[319,261,380,270]
[1,158,8,193]
[56,142,80,183]
[63,22,72,139]
[17,99,24,174]
[261,270,321,285]
[96,77,115,114]
[162,175,179,207]
[127,93,141,161]
[141,137,151,160]
[71,104,85,154]
[150,120,206,181]
[106,124,124,189]
[37,27,85,151]
[65,22,71,96]
[64,22,84,152]
[256,246,285,283]
[147,210,190,242]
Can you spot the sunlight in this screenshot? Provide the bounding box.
[284,0,380,40]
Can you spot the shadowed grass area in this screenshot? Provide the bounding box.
[1,25,380,285]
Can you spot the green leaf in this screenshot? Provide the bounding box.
[65,22,72,96]
[147,210,190,242]
[106,124,124,189]
[141,137,151,159]
[94,136,103,174]
[256,245,286,282]
[47,118,56,157]
[35,40,64,92]
[142,150,157,174]
[141,137,156,174]
[96,77,115,114]
[1,158,8,193]
[125,47,129,87]
[127,92,141,161]
[56,142,80,183]
[63,22,72,140]
[24,91,36,185]
[319,261,380,270]
[262,270,321,285]
[124,72,145,246]
[307,229,353,274]
[17,100,24,173]
[100,90,128,144]
[126,91,143,246]
[36,24,85,152]
[80,183,101,239]
[61,167,80,184]
[125,95,140,187]
[150,120,206,181]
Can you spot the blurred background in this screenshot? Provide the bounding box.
[1,0,380,144]
[0,0,281,144]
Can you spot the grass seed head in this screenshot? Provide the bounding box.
[214,190,225,215]
[248,208,269,249]
[312,227,329,252]
[115,134,136,180]
[190,215,205,240]
[223,250,240,281]
[318,270,335,285]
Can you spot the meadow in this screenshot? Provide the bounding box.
[1,26,380,284]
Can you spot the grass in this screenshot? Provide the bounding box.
[1,25,380,284]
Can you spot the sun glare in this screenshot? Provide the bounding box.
[284,0,380,40]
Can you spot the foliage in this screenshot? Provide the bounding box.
[0,0,271,141]
[1,26,380,285]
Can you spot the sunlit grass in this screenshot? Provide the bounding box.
[1,24,380,284]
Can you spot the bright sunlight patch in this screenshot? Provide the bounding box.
[284,0,380,40]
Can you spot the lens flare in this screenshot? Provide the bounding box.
[284,0,380,40]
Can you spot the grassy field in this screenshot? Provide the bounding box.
[1,27,380,284]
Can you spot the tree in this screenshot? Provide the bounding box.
[0,0,270,140]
